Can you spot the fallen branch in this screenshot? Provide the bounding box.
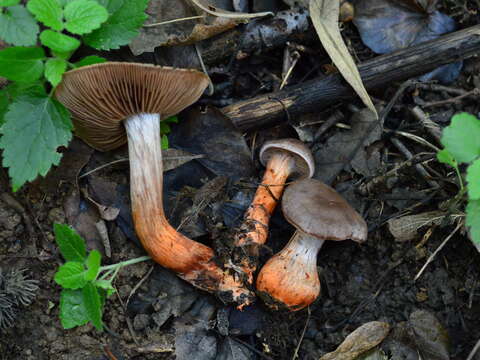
[222,25,480,131]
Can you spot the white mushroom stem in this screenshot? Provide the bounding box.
[256,230,324,310]
[124,113,253,304]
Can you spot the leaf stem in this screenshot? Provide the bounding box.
[99,255,151,272]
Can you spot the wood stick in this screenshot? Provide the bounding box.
[222,25,480,131]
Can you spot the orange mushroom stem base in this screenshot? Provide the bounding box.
[233,152,296,283]
[125,113,253,306]
[256,231,324,311]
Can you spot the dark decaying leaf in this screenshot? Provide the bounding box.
[353,0,461,83]
[313,108,383,184]
[128,267,199,326]
[216,337,254,360]
[171,106,254,179]
[174,297,218,360]
[408,310,450,360]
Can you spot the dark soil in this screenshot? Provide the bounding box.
[2,1,480,359]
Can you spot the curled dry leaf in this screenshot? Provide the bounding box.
[309,0,377,118]
[130,0,242,55]
[387,211,447,242]
[189,0,273,18]
[320,321,391,360]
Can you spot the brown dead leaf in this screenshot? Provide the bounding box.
[130,0,241,55]
[189,0,273,18]
[309,0,377,118]
[320,321,390,360]
[387,211,448,242]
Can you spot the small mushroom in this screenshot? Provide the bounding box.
[256,178,367,311]
[233,139,314,283]
[55,62,254,305]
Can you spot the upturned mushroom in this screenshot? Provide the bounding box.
[256,178,367,311]
[55,62,254,305]
[233,139,314,284]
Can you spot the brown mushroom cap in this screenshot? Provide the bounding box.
[282,178,367,242]
[259,138,315,179]
[55,62,209,151]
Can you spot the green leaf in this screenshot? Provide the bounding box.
[161,134,168,150]
[467,199,480,244]
[467,158,480,200]
[0,95,72,190]
[0,5,39,46]
[64,0,108,35]
[82,282,103,330]
[53,224,86,262]
[74,55,106,67]
[83,0,148,50]
[26,0,63,31]
[59,289,90,329]
[39,30,81,53]
[54,261,88,289]
[45,58,67,86]
[0,82,46,125]
[0,0,20,6]
[437,149,457,168]
[85,250,101,281]
[441,113,480,163]
[0,46,45,82]
[94,279,114,291]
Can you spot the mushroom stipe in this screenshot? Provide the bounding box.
[232,139,314,285]
[55,62,255,307]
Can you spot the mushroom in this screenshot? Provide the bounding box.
[256,178,367,311]
[55,62,254,305]
[233,139,314,284]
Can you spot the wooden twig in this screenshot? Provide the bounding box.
[222,25,480,131]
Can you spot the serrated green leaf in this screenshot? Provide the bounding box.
[74,55,106,67]
[26,0,63,31]
[437,149,457,167]
[64,0,108,35]
[441,113,480,163]
[85,250,101,281]
[94,279,114,291]
[467,158,480,200]
[97,0,124,14]
[40,30,81,53]
[83,0,148,50]
[467,199,480,244]
[0,95,72,190]
[0,5,39,46]
[53,224,86,262]
[0,46,45,82]
[0,82,46,125]
[59,289,90,329]
[45,58,67,86]
[0,0,20,6]
[82,282,103,330]
[54,261,88,289]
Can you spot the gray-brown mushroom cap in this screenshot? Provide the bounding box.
[55,62,209,151]
[282,178,367,242]
[259,138,315,179]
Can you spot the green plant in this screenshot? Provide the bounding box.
[0,0,149,190]
[438,112,480,243]
[53,223,150,330]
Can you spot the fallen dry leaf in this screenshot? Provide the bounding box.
[320,321,390,360]
[387,211,447,242]
[130,0,241,55]
[309,0,377,118]
[163,148,204,172]
[189,0,273,18]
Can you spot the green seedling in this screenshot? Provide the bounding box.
[438,112,480,243]
[0,0,149,190]
[53,223,150,330]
